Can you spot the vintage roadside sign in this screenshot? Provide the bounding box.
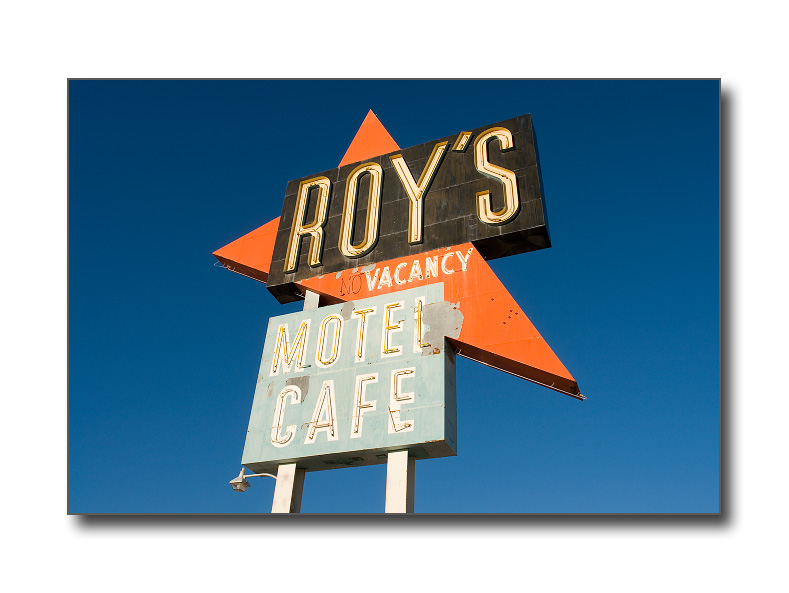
[242,285,457,475]
[217,109,584,511]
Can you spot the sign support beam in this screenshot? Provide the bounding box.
[271,463,305,513]
[269,289,319,513]
[303,289,320,310]
[384,450,415,513]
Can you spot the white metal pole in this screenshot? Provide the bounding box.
[303,289,320,310]
[271,463,305,513]
[269,290,319,513]
[384,450,415,513]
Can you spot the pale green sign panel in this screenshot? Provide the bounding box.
[242,284,458,474]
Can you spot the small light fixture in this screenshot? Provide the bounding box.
[229,468,277,492]
[229,469,251,492]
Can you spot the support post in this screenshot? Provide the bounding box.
[385,450,415,513]
[303,289,320,310]
[269,289,319,514]
[271,462,305,513]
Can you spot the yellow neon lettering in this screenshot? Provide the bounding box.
[271,386,303,448]
[390,141,448,244]
[270,321,310,376]
[339,163,383,258]
[388,367,415,433]
[305,380,338,444]
[351,374,378,438]
[474,127,520,225]
[284,177,331,273]
[414,297,430,352]
[353,307,375,362]
[452,132,472,152]
[382,302,404,356]
[316,314,342,367]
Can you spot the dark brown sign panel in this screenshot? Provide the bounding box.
[267,114,550,303]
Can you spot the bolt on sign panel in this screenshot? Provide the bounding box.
[241,285,458,475]
[266,114,550,303]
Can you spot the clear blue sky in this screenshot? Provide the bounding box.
[68,79,719,513]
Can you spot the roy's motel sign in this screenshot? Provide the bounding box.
[266,114,549,302]
[216,112,583,476]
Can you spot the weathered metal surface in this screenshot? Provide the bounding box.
[265,114,550,302]
[241,285,458,475]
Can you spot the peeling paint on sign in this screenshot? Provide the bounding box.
[422,301,464,354]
